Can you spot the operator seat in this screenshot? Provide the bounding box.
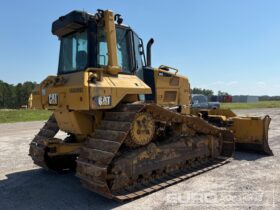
[76,51,87,69]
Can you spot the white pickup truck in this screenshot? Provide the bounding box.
[191,94,220,109]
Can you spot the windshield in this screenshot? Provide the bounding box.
[58,31,88,74]
[192,95,207,103]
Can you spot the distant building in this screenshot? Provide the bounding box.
[210,95,232,103]
[232,95,259,103]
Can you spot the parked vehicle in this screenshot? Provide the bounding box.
[191,94,220,109]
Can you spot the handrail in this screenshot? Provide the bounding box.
[158,65,179,75]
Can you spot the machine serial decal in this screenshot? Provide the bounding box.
[48,93,58,105]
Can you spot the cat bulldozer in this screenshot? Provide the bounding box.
[29,9,272,201]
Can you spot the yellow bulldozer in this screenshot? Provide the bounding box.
[29,9,272,200]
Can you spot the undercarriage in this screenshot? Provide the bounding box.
[29,103,234,200]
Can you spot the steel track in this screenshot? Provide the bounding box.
[76,103,235,201]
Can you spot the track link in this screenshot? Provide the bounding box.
[29,114,77,171]
[113,157,231,200]
[76,104,235,201]
[76,105,140,197]
[29,114,59,169]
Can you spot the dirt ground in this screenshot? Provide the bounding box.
[0,109,279,210]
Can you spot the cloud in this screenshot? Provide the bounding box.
[208,80,238,86]
[227,81,238,86]
[257,81,266,87]
[209,81,225,86]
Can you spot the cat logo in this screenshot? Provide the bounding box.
[95,96,112,106]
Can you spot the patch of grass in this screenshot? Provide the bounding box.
[0,109,52,123]
[221,101,280,109]
[1,101,279,123]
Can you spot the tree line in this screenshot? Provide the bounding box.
[259,95,280,101]
[191,88,230,96]
[192,87,280,101]
[0,80,36,109]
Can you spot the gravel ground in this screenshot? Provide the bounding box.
[0,109,279,210]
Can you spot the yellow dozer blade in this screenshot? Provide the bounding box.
[191,109,273,155]
[230,115,272,155]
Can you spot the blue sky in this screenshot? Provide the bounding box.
[0,0,279,95]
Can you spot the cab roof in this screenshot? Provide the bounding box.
[52,10,96,37]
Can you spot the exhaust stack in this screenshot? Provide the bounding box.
[146,38,154,67]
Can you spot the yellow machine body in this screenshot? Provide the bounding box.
[191,108,272,155]
[32,67,191,134]
[32,71,151,134]
[153,67,190,114]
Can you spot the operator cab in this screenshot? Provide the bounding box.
[52,10,157,102]
[52,10,146,76]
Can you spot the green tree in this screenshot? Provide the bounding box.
[192,88,214,97]
[217,90,229,96]
[0,80,36,109]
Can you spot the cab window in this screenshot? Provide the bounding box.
[58,31,88,74]
[133,33,144,71]
[97,27,131,73]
